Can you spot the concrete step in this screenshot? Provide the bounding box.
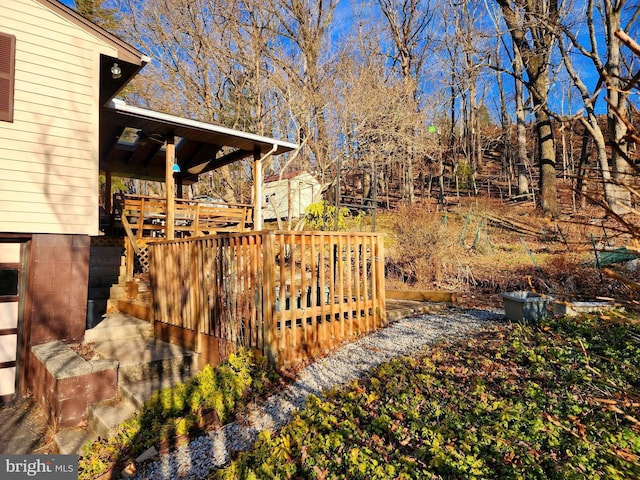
[84,312,153,343]
[55,355,198,454]
[106,298,119,314]
[93,337,198,384]
[56,318,199,456]
[55,372,197,455]
[86,370,199,444]
[54,428,95,455]
[119,376,191,411]
[87,400,137,440]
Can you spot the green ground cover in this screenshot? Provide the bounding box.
[78,350,279,479]
[218,314,640,479]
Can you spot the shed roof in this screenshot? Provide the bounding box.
[264,170,319,183]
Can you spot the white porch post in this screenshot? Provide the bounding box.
[253,144,278,231]
[253,149,263,231]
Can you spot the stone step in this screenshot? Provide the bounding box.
[84,312,153,343]
[86,371,199,444]
[86,399,138,440]
[92,337,198,384]
[55,428,95,456]
[119,376,192,411]
[109,284,127,306]
[56,373,196,455]
[110,284,127,299]
[55,348,198,454]
[106,298,119,314]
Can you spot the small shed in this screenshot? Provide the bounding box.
[262,170,321,221]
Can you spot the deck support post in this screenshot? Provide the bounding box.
[165,135,176,240]
[104,171,112,231]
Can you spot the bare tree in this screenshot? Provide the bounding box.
[558,0,639,215]
[495,0,562,217]
[264,0,339,183]
[332,39,425,208]
[604,1,637,213]
[513,45,532,196]
[441,0,494,196]
[73,0,118,30]
[376,0,435,204]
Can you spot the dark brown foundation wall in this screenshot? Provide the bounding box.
[23,233,90,395]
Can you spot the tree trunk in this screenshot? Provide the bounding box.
[496,0,560,217]
[404,155,415,204]
[576,129,591,209]
[537,108,559,216]
[606,8,631,214]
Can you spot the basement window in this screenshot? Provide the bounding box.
[0,268,18,297]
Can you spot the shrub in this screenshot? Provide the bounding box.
[385,205,464,288]
[304,201,361,231]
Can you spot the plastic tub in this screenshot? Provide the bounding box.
[501,291,549,323]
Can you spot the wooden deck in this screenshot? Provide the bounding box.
[109,197,457,369]
[114,194,255,279]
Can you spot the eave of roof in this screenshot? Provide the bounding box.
[100,100,298,182]
[107,100,298,155]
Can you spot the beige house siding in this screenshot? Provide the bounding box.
[0,0,119,235]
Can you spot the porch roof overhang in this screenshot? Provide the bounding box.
[100,99,298,183]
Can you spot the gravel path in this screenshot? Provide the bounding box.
[130,307,503,480]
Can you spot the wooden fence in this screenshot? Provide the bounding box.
[148,231,386,368]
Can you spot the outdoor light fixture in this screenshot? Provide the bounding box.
[172,161,181,173]
[111,62,122,79]
[137,131,165,146]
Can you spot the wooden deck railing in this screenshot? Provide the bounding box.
[119,194,253,238]
[148,231,386,368]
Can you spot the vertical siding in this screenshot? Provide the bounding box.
[0,0,117,235]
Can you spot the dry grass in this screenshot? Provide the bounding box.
[377,198,640,309]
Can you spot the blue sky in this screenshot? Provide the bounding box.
[58,0,623,121]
